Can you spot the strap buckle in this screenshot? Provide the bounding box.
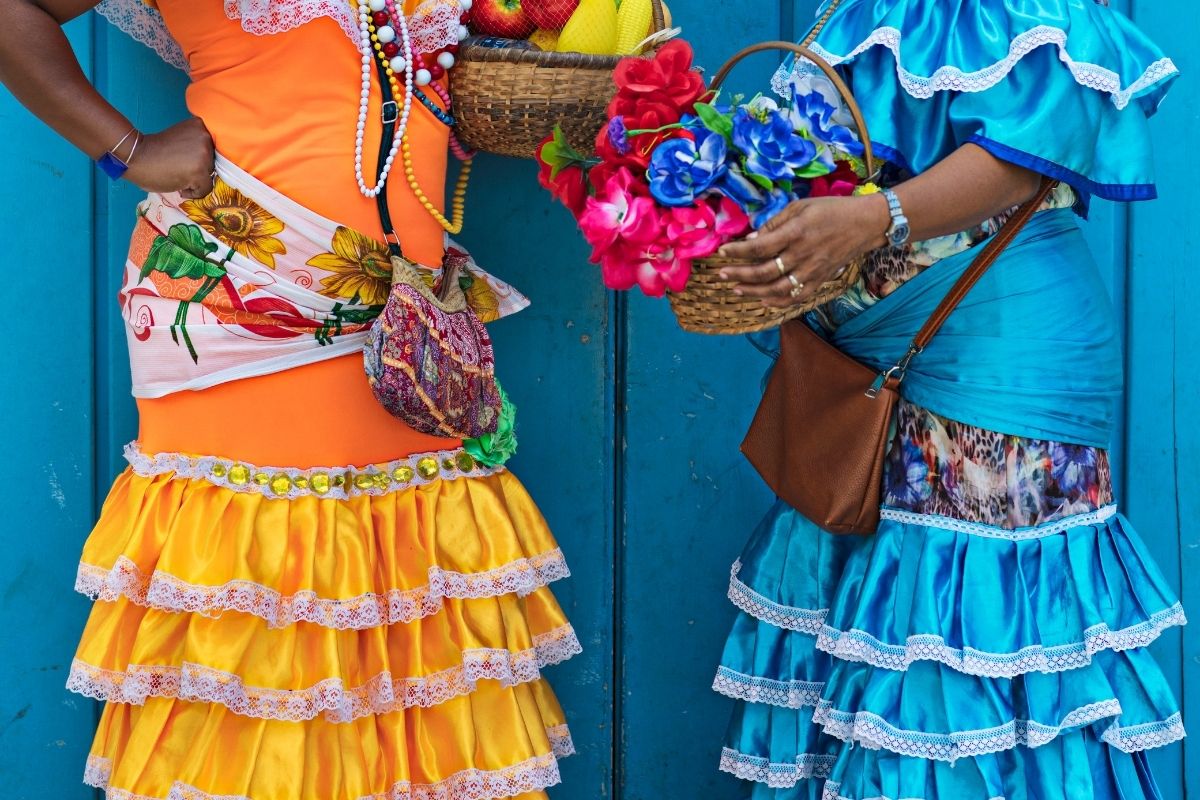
[381,101,400,125]
[865,344,923,399]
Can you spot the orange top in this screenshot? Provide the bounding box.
[137,2,458,466]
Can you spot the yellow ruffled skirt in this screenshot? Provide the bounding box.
[70,442,578,799]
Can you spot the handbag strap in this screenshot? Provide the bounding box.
[867,177,1057,396]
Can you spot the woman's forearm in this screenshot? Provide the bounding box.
[871,143,1045,244]
[0,0,134,159]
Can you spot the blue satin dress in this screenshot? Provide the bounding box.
[713,2,1184,798]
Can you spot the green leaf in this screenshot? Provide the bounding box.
[693,102,734,141]
[168,223,220,260]
[140,224,225,282]
[797,160,835,179]
[540,125,592,180]
[746,171,775,192]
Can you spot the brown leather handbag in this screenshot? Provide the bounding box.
[740,179,1057,535]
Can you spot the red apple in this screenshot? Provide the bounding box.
[471,0,537,38]
[523,0,580,30]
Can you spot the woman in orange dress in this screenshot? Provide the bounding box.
[0,1,579,797]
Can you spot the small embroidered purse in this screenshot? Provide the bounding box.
[364,255,503,439]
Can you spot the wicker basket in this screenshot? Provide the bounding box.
[449,1,667,159]
[667,38,877,335]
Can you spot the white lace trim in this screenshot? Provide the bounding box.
[771,25,1178,111]
[878,504,1119,540]
[67,626,581,722]
[712,666,824,709]
[728,560,1187,680]
[95,0,188,70]
[718,747,835,789]
[95,0,463,71]
[727,562,828,634]
[816,603,1187,678]
[546,724,576,758]
[123,442,501,500]
[76,550,570,630]
[86,749,566,800]
[812,699,1185,763]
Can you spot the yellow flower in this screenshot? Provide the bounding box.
[181,178,287,268]
[309,226,393,306]
[853,182,881,196]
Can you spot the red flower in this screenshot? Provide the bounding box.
[610,40,708,117]
[536,136,590,216]
[808,160,861,198]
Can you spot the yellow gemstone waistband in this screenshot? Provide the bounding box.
[123,442,500,500]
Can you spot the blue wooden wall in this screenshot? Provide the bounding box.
[1,1,1196,797]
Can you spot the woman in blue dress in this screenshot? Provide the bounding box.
[713,0,1184,797]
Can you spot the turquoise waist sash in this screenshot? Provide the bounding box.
[827,208,1120,447]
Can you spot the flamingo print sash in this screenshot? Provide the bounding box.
[120,155,527,398]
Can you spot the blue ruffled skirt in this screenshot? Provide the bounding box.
[714,490,1185,799]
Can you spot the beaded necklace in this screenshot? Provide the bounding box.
[356,0,473,233]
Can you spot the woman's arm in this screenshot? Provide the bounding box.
[718,143,1045,307]
[0,0,215,196]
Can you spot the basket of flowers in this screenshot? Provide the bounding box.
[535,39,878,334]
[450,0,671,158]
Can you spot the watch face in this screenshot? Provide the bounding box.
[889,223,910,247]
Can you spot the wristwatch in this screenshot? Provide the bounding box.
[881,188,911,248]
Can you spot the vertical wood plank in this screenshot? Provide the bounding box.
[617,3,786,798]
[0,16,98,799]
[456,155,617,798]
[1127,3,1198,797]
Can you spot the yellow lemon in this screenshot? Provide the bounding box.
[615,0,653,54]
[528,28,561,51]
[557,0,618,55]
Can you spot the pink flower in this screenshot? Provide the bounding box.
[665,204,723,261]
[605,240,692,297]
[711,195,753,238]
[578,168,660,256]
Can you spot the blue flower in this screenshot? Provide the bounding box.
[789,87,865,158]
[885,439,932,508]
[648,130,729,207]
[606,116,631,155]
[753,188,796,228]
[716,164,767,215]
[731,108,818,181]
[1049,442,1098,495]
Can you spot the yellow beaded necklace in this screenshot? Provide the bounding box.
[366,10,471,235]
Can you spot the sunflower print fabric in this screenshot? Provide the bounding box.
[120,155,529,399]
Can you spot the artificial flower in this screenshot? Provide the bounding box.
[753,187,798,228]
[665,203,723,260]
[731,107,821,182]
[578,167,660,256]
[710,195,753,239]
[808,160,861,198]
[647,130,728,207]
[536,134,592,216]
[609,39,707,117]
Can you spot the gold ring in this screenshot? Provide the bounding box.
[788,273,804,297]
[774,256,788,277]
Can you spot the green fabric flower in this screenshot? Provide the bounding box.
[464,383,518,468]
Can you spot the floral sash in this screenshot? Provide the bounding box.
[120,154,528,398]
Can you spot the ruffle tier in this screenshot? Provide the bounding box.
[72,451,579,800]
[713,501,1185,800]
[773,0,1179,202]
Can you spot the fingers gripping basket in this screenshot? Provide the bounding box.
[667,40,877,335]
[449,0,667,159]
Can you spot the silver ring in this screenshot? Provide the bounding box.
[833,265,847,278]
[774,256,789,277]
[787,274,804,297]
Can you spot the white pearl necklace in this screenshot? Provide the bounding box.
[355,0,415,198]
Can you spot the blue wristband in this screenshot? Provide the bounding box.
[97,151,130,180]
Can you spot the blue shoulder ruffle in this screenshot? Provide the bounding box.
[774,0,1179,203]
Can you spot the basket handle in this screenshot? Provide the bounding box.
[650,0,666,33]
[707,41,876,179]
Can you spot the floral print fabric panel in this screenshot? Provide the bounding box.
[120,155,528,398]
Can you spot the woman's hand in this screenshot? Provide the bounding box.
[717,193,889,308]
[125,118,217,198]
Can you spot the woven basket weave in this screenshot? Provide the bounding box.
[669,33,877,334]
[449,1,667,159]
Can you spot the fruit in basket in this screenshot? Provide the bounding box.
[557,0,617,54]
[528,28,561,51]
[615,0,652,54]
[524,0,580,31]
[472,0,537,39]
